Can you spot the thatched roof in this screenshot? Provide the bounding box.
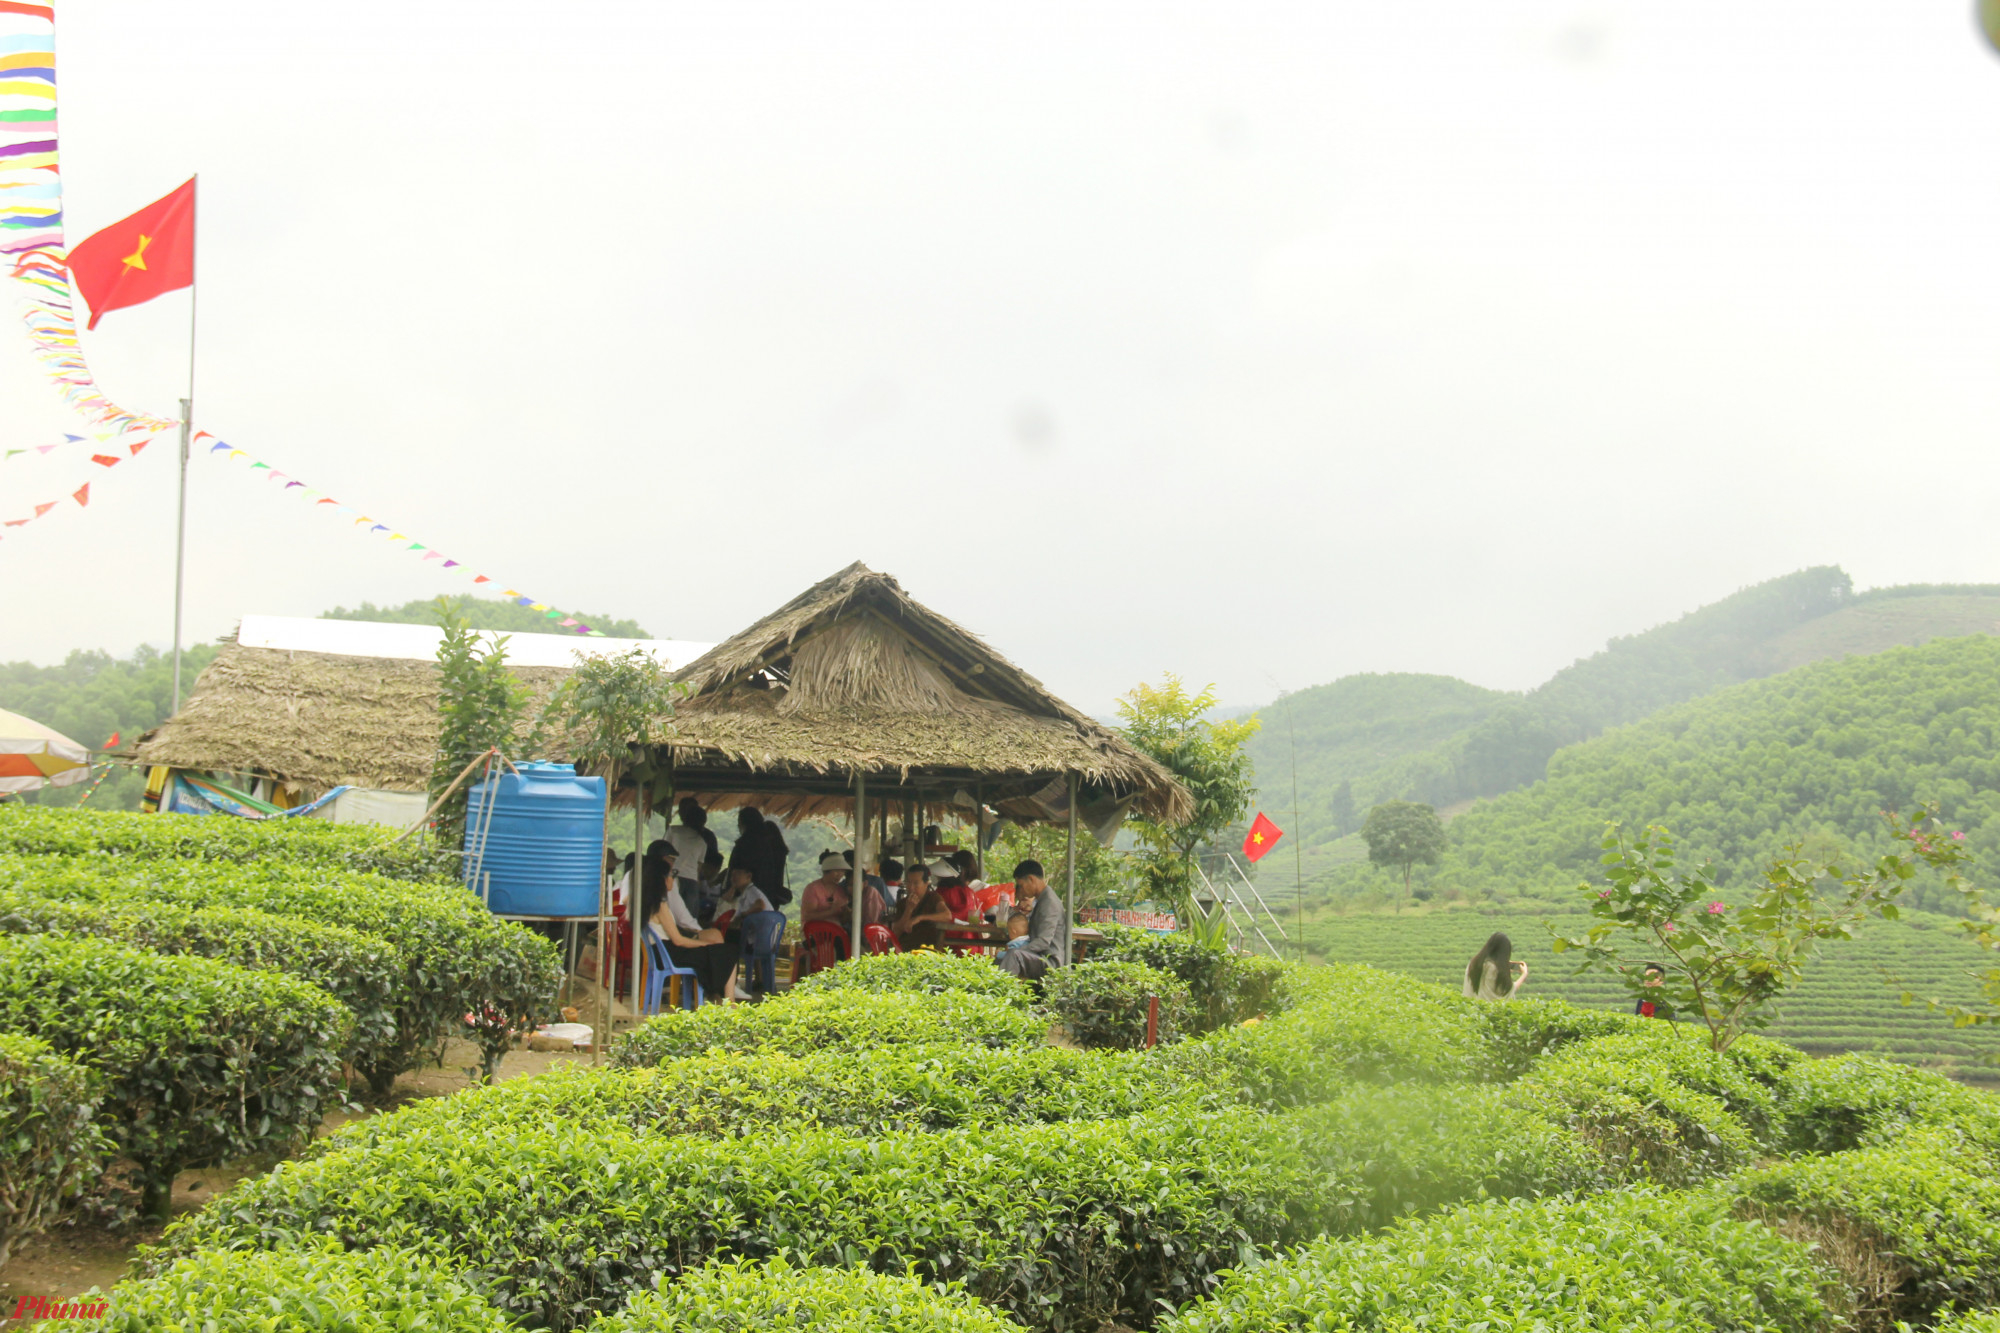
[658,564,1192,823]
[131,646,570,795]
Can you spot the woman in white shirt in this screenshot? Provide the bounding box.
[643,866,741,1003]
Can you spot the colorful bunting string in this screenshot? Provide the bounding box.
[0,1,603,634]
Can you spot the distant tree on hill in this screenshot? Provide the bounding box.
[323,595,650,640]
[1361,800,1446,902]
[1328,780,1356,838]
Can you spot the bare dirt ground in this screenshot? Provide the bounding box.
[0,1036,596,1318]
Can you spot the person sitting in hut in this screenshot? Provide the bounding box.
[995,860,1065,981]
[1463,932,1529,1001]
[642,860,742,1004]
[893,861,954,951]
[879,858,905,915]
[934,861,973,922]
[802,852,852,923]
[710,863,776,934]
[842,849,890,926]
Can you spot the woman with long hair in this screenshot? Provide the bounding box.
[1463,931,1529,1001]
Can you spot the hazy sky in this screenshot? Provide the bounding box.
[6,2,2000,712]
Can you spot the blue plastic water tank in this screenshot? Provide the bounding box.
[462,762,607,916]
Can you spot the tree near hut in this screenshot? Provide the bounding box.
[1116,675,1259,918]
[1360,800,1446,905]
[540,647,684,1030]
[430,605,532,851]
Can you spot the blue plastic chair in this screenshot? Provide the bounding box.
[642,932,701,1014]
[738,910,786,997]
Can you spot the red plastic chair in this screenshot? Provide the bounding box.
[863,924,899,955]
[793,919,850,980]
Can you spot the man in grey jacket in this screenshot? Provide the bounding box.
[996,859,1065,980]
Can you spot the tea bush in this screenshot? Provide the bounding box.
[1089,926,1282,1030]
[1775,1053,2000,1157]
[0,852,560,1095]
[1479,995,1635,1079]
[1161,1187,1837,1333]
[0,934,349,1218]
[0,805,455,882]
[0,888,400,1077]
[1505,1048,1754,1186]
[595,1256,1022,1332]
[1935,1313,2000,1333]
[323,1045,1229,1154]
[0,1034,106,1268]
[1733,1129,2000,1326]
[44,1243,514,1332]
[613,990,1047,1067]
[1043,960,1193,1049]
[1166,966,1491,1105]
[789,949,1034,1007]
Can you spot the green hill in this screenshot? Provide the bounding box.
[321,595,650,639]
[1250,570,2000,890]
[1385,633,2000,908]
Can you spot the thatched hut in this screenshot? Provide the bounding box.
[647,563,1190,960]
[131,616,711,815]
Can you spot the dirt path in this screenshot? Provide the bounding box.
[0,1038,594,1316]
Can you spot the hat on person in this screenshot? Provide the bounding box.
[819,851,849,872]
[927,859,955,880]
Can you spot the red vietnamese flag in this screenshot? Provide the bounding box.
[64,179,196,330]
[1242,812,1284,863]
[101,732,120,750]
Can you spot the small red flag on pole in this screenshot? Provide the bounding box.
[1242,812,1284,863]
[64,178,196,329]
[101,732,120,750]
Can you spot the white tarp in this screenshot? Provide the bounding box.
[233,615,714,671]
[308,786,430,830]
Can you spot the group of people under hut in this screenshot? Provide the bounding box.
[609,798,1070,1007]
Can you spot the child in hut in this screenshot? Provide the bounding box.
[1003,911,1032,953]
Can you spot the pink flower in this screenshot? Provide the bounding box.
[1661,921,1678,934]
[1706,901,1727,915]
[1953,831,1967,842]
[1597,890,1611,899]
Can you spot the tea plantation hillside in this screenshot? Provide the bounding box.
[1304,909,2000,1082]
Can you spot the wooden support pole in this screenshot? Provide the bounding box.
[850,770,868,960]
[1064,771,1077,967]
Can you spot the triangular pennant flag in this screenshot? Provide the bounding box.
[284,481,304,490]
[4,450,22,460]
[62,434,82,443]
[249,462,270,472]
[128,439,149,455]
[423,551,444,561]
[4,519,28,528]
[209,442,230,453]
[443,560,460,569]
[388,532,406,541]
[69,484,87,507]
[90,454,120,467]
[33,502,55,518]
[474,575,490,584]
[35,444,56,455]
[406,542,425,551]
[558,617,578,628]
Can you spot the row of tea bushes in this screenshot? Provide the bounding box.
[0,851,561,1093]
[0,805,456,882]
[1735,1129,2000,1328]
[1160,1186,1839,1333]
[0,888,400,1077]
[612,988,1050,1066]
[0,1035,105,1268]
[320,1044,1233,1153]
[787,949,1037,1007]
[146,1077,1607,1332]
[0,934,349,1219]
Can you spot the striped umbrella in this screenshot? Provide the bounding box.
[0,709,90,795]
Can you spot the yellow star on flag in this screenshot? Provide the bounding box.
[120,234,152,271]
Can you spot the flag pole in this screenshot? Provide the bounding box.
[1284,689,1305,963]
[171,176,197,714]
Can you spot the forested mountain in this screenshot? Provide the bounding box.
[1399,634,2000,906]
[322,595,651,639]
[1248,569,2000,885]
